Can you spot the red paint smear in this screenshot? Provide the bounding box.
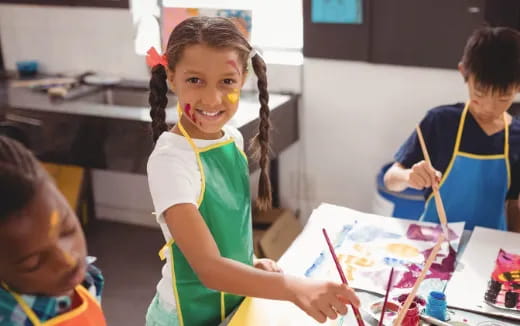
[227,60,241,76]
[407,224,458,242]
[184,103,192,119]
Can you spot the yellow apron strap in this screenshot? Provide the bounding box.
[158,239,174,261]
[453,101,470,154]
[2,282,42,326]
[504,113,511,189]
[220,292,226,321]
[176,104,199,153]
[176,104,206,205]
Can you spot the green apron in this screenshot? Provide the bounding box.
[159,108,253,326]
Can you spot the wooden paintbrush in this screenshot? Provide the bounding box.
[415,125,449,239]
[322,228,366,326]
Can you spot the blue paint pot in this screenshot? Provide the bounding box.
[425,291,447,321]
[16,60,38,77]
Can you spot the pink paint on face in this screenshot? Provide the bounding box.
[227,60,241,76]
[184,103,192,119]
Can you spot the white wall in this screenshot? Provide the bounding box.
[293,59,469,222]
[0,4,148,79]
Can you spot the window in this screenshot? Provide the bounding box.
[132,0,302,56]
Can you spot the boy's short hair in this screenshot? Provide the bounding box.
[461,26,520,94]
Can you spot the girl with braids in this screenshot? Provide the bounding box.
[145,16,359,326]
[0,136,107,326]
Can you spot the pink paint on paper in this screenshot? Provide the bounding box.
[407,224,458,242]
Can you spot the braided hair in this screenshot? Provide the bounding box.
[149,16,272,209]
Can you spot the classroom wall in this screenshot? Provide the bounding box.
[0,4,147,79]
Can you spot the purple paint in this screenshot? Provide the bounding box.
[394,264,422,288]
[423,244,456,281]
[407,224,458,242]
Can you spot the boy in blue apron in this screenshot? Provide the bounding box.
[384,27,520,232]
[0,136,107,326]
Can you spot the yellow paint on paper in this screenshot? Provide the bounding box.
[386,243,420,259]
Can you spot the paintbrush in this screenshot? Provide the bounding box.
[415,125,450,239]
[378,267,395,326]
[322,228,366,326]
[393,234,445,326]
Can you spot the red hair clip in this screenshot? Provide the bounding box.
[146,47,168,68]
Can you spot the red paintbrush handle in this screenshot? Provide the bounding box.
[323,228,366,326]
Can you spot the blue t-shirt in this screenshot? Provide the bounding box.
[395,103,520,201]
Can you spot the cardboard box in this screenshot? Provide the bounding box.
[253,207,286,227]
[252,228,266,258]
[259,209,302,261]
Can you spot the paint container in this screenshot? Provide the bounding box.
[425,291,448,321]
[397,293,426,307]
[401,302,420,326]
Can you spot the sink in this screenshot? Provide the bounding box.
[77,87,177,107]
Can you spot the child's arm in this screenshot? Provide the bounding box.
[165,203,360,323]
[507,199,520,232]
[384,162,441,192]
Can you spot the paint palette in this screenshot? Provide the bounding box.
[367,300,401,326]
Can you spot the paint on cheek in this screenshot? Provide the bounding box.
[184,103,192,119]
[48,211,59,238]
[62,250,76,268]
[226,89,240,104]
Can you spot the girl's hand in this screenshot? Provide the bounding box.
[287,278,360,323]
[253,258,282,273]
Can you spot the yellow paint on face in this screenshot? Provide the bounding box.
[62,250,76,268]
[48,211,59,238]
[386,243,420,259]
[226,89,240,104]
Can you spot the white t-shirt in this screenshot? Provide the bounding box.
[147,125,245,310]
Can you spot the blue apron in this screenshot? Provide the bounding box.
[420,102,510,230]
